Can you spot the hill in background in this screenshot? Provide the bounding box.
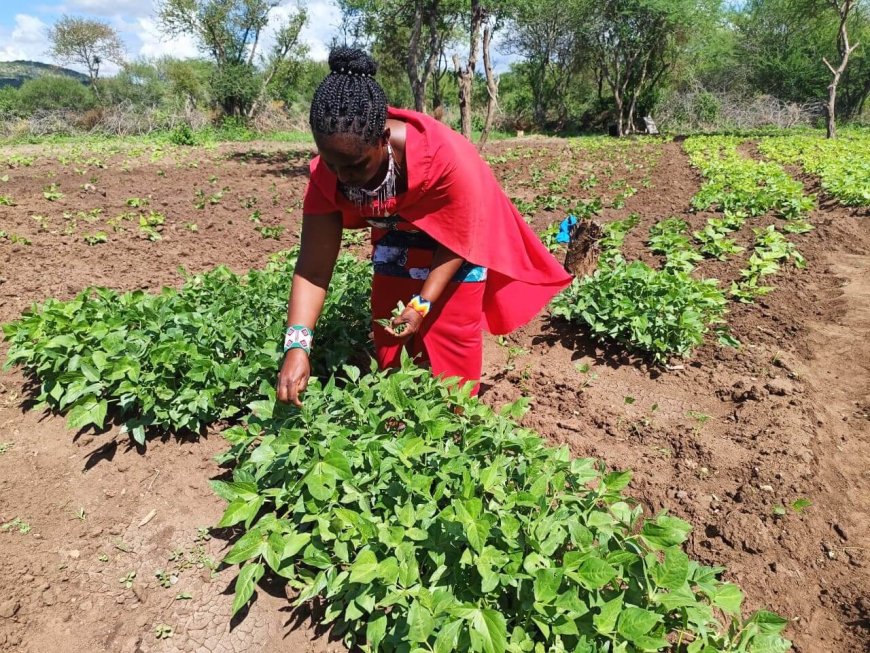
[0,60,88,88]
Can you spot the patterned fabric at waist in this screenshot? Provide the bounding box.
[372,227,487,283]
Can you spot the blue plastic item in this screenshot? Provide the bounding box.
[556,215,577,243]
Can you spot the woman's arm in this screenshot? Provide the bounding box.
[286,212,343,326]
[278,212,343,406]
[387,242,465,337]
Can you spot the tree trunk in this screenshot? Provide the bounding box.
[823,0,860,139]
[407,3,426,113]
[478,20,499,150]
[454,0,483,140]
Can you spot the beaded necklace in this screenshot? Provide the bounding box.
[339,142,397,216]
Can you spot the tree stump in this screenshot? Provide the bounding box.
[564,219,603,278]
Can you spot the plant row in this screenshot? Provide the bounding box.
[214,358,791,653]
[758,131,870,207]
[684,136,815,221]
[1,249,372,442]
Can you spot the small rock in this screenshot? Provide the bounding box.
[676,490,689,500]
[0,599,20,618]
[759,484,774,493]
[67,550,81,560]
[765,378,796,396]
[41,591,56,606]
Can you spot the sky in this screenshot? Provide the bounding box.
[0,0,345,76]
[0,0,517,76]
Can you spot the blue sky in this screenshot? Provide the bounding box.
[0,1,344,75]
[0,1,517,75]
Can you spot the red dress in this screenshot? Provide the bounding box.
[302,107,572,390]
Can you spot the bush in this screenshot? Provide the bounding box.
[209,62,261,116]
[550,259,729,362]
[2,249,372,442]
[16,76,95,113]
[0,86,21,115]
[169,122,197,146]
[215,359,791,652]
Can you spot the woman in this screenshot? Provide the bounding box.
[277,47,571,406]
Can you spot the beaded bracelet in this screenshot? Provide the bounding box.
[284,325,313,355]
[408,295,431,318]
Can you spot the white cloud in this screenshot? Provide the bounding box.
[0,14,51,62]
[47,0,155,19]
[135,16,199,60]
[263,0,340,62]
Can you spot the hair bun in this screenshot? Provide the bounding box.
[328,47,378,77]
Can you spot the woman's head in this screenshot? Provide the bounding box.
[310,48,389,187]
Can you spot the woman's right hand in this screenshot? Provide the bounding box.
[277,349,311,407]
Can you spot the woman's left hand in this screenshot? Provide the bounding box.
[386,306,424,338]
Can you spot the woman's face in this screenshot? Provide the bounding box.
[315,132,386,188]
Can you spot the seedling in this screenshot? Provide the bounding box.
[98,554,109,562]
[154,624,173,640]
[155,569,173,588]
[376,301,409,335]
[126,197,149,208]
[0,442,11,455]
[119,571,136,589]
[83,232,108,245]
[43,184,64,201]
[1,517,31,534]
[175,592,193,601]
[256,225,284,240]
[73,507,87,521]
[185,222,199,232]
[0,195,15,205]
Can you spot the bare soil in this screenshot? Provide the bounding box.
[0,136,867,653]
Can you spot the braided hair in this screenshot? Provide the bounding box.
[309,48,388,146]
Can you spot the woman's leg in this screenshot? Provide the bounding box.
[372,276,484,393]
[419,281,485,394]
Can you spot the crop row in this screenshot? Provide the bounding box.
[214,358,791,653]
[758,131,870,207]
[684,136,814,221]
[2,250,371,442]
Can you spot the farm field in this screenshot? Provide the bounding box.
[0,131,868,653]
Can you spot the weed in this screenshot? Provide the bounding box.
[1,517,31,534]
[43,184,64,201]
[83,232,108,245]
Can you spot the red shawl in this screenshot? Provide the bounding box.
[302,107,573,335]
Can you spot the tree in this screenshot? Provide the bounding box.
[582,0,703,136]
[157,0,307,117]
[502,0,587,129]
[822,0,862,137]
[47,16,125,101]
[339,0,460,113]
[452,0,508,147]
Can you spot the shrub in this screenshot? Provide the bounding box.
[169,122,197,146]
[16,76,95,114]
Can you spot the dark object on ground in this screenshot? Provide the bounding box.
[564,219,603,278]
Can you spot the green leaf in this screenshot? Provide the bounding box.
[231,562,264,617]
[640,515,692,550]
[282,531,311,559]
[575,557,618,589]
[711,583,744,616]
[435,619,464,653]
[533,568,563,604]
[468,608,507,653]
[617,607,662,642]
[350,549,380,584]
[407,600,435,643]
[217,496,264,528]
[593,593,624,635]
[654,548,690,590]
[748,610,789,635]
[67,399,108,431]
[223,528,266,565]
[366,611,387,651]
[748,634,792,653]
